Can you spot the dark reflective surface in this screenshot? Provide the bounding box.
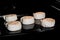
[0,14,56,37]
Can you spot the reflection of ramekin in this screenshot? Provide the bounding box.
[20,16,35,25]
[3,14,17,22]
[5,21,22,31]
[35,19,41,25]
[33,12,45,19]
[41,18,55,27]
[23,24,34,30]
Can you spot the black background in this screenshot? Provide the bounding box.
[0,0,55,15]
[0,0,60,40]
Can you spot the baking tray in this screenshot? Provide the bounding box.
[0,14,55,37]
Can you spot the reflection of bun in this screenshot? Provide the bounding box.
[7,21,22,31]
[41,18,55,27]
[21,16,35,25]
[33,12,45,19]
[3,14,17,22]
